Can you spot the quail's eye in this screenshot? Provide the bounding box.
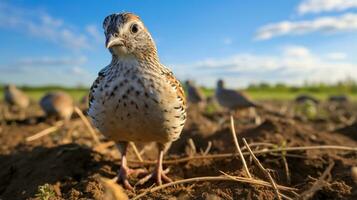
[131,24,139,34]
[113,32,119,37]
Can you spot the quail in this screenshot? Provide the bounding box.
[4,84,30,118]
[215,79,257,111]
[328,95,348,103]
[40,91,74,122]
[215,79,260,124]
[4,84,30,110]
[295,94,319,104]
[185,80,205,106]
[88,12,186,189]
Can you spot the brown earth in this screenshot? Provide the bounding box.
[0,101,356,200]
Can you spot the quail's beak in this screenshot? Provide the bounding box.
[106,35,124,49]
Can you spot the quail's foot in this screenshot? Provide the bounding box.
[136,149,172,186]
[117,166,147,190]
[135,167,172,186]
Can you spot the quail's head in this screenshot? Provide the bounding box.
[103,12,156,58]
[4,84,15,92]
[185,80,192,86]
[217,79,224,88]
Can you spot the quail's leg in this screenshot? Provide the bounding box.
[136,143,172,186]
[155,144,173,185]
[116,141,147,190]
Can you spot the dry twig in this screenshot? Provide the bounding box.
[74,106,100,144]
[202,141,212,155]
[242,138,282,200]
[220,171,294,200]
[240,142,276,151]
[127,145,357,165]
[229,115,252,178]
[281,154,291,185]
[129,142,144,162]
[26,121,64,142]
[278,141,291,184]
[185,138,197,157]
[300,162,335,200]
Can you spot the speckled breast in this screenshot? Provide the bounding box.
[88,62,186,144]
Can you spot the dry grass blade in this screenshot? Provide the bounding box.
[278,142,291,185]
[185,138,197,157]
[267,145,357,152]
[229,115,252,178]
[74,106,100,144]
[129,142,144,162]
[300,162,335,200]
[127,145,357,165]
[202,141,212,155]
[221,171,295,200]
[26,121,64,142]
[188,138,197,155]
[240,142,276,151]
[132,175,297,200]
[219,171,296,191]
[242,138,282,200]
[282,153,291,185]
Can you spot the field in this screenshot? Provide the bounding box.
[1,86,357,102]
[0,89,357,200]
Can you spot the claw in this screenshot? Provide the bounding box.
[136,168,171,186]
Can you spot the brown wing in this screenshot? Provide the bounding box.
[161,68,186,108]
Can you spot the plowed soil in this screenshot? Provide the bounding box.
[0,101,356,200]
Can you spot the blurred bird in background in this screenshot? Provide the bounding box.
[185,80,206,110]
[40,91,74,124]
[295,94,319,105]
[4,84,30,119]
[215,79,260,124]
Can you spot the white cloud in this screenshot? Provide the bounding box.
[283,45,311,57]
[17,56,87,67]
[0,56,94,86]
[86,25,102,42]
[326,52,348,60]
[1,56,88,74]
[0,2,100,50]
[255,13,357,40]
[0,67,94,87]
[174,46,357,87]
[298,0,357,15]
[69,66,89,76]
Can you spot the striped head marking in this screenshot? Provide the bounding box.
[103,12,157,58]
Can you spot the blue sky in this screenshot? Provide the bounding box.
[0,0,357,88]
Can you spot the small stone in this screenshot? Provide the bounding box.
[351,167,357,183]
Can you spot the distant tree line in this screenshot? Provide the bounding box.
[0,85,89,93]
[246,79,357,94]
